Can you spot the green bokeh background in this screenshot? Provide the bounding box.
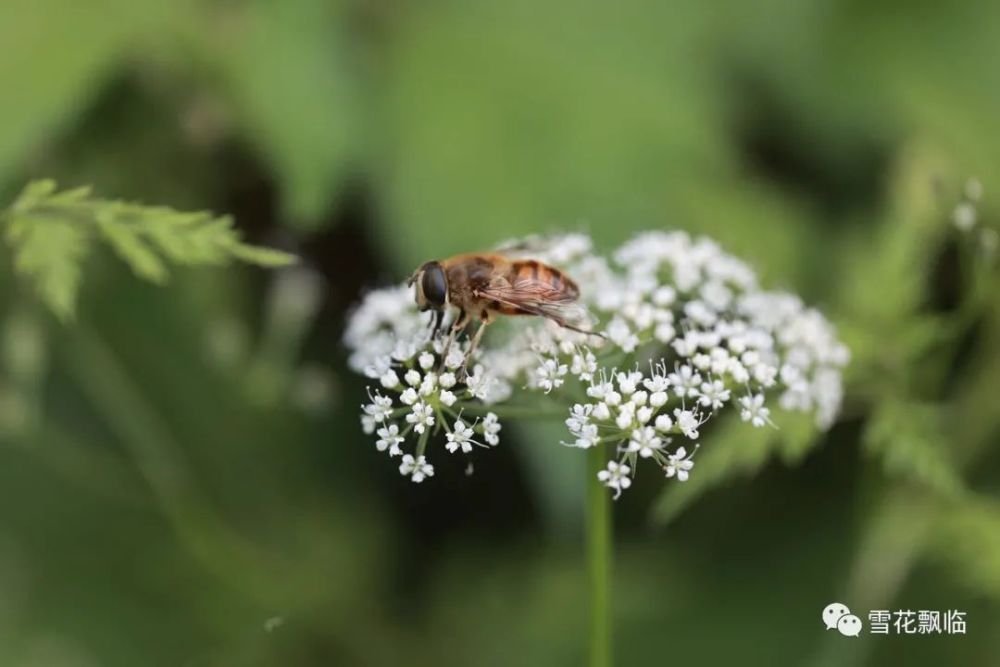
[1,0,999,665]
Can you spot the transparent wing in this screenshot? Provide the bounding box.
[478,277,598,331]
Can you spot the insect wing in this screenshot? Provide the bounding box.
[480,277,596,328]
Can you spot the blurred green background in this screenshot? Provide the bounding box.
[1,0,999,664]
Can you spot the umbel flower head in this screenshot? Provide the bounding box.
[345,232,848,496]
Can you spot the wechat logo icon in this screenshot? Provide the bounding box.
[823,602,863,637]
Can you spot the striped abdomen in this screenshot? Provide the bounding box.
[508,259,579,298]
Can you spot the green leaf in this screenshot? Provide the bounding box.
[0,1,185,190]
[95,214,168,284]
[375,0,729,268]
[929,495,1000,601]
[229,244,303,268]
[837,144,953,330]
[0,3,119,188]
[4,213,89,322]
[194,0,358,226]
[10,179,59,208]
[651,410,821,526]
[3,180,296,320]
[863,400,963,499]
[371,0,830,293]
[721,0,1000,189]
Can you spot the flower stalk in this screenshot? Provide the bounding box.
[587,444,612,667]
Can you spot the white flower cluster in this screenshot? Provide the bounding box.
[345,232,848,494]
[352,321,504,482]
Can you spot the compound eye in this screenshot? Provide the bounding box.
[421,263,447,307]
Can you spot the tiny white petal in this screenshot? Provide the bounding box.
[380,370,400,388]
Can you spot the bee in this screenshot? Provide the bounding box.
[408,252,601,368]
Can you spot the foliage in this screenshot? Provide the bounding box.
[0,0,999,665]
[652,144,997,525]
[652,409,816,524]
[931,495,1000,599]
[2,180,295,320]
[863,400,962,499]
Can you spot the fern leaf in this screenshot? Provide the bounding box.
[95,212,168,284]
[863,400,963,498]
[229,243,304,267]
[4,214,90,321]
[2,180,297,320]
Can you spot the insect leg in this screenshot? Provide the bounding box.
[460,319,491,374]
[428,308,444,338]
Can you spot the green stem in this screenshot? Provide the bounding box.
[416,425,431,458]
[63,325,277,602]
[587,445,612,667]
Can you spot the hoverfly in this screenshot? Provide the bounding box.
[408,251,602,369]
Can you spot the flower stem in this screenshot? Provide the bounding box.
[416,425,431,458]
[586,445,612,667]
